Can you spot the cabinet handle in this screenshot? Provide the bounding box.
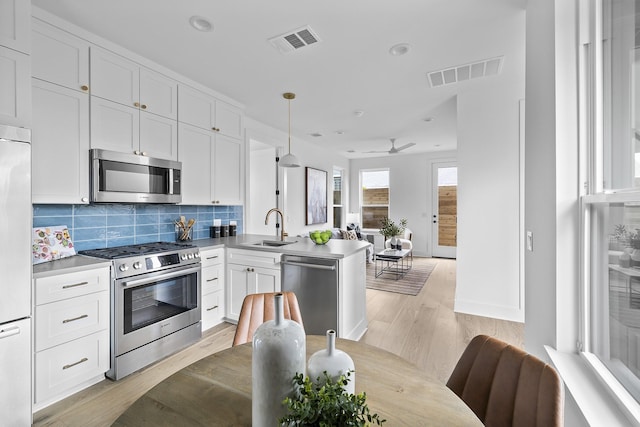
[81,197,89,203]
[206,255,219,260]
[246,267,255,272]
[63,357,88,370]
[206,305,219,311]
[62,314,89,324]
[141,104,147,110]
[134,102,140,108]
[206,278,218,282]
[134,150,140,155]
[141,151,147,156]
[81,85,89,91]
[62,281,89,289]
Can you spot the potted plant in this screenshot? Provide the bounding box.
[279,371,385,426]
[379,217,407,249]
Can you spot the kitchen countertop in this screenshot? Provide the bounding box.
[190,233,369,259]
[33,255,112,278]
[32,234,369,276]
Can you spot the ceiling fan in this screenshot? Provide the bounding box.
[365,138,416,154]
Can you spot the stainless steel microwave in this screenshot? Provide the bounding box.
[90,149,182,203]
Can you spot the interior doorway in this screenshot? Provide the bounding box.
[432,162,457,258]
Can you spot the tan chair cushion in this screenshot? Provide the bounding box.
[232,292,304,346]
[447,335,564,427]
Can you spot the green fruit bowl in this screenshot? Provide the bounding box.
[309,230,332,245]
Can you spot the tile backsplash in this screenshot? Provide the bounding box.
[32,204,243,252]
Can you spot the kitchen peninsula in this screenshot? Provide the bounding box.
[191,233,370,341]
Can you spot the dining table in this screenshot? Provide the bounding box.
[112,335,482,426]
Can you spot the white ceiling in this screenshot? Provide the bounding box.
[31,0,526,159]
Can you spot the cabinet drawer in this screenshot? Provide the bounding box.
[34,329,109,405]
[200,247,224,268]
[202,265,224,294]
[202,291,224,331]
[227,248,281,269]
[35,291,109,351]
[35,267,109,305]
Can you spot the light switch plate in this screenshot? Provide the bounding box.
[527,231,533,251]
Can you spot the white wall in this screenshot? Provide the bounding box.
[453,11,527,323]
[244,117,350,237]
[349,151,456,257]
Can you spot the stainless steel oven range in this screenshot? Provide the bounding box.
[79,242,201,380]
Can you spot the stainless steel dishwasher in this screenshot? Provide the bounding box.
[281,255,339,335]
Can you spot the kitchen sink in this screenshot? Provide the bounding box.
[249,240,297,247]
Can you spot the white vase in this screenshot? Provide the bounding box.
[307,329,355,395]
[620,248,632,268]
[252,294,306,427]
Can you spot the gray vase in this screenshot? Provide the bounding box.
[252,294,306,426]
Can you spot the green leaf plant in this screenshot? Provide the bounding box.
[279,371,386,426]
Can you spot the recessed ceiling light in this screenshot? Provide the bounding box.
[310,132,323,138]
[347,149,356,153]
[354,110,364,117]
[189,16,213,32]
[335,130,345,135]
[423,117,434,122]
[389,43,411,56]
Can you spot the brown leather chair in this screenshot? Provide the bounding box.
[232,292,304,346]
[447,335,564,427]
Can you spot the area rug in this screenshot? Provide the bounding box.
[366,257,438,296]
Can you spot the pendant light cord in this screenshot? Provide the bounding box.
[288,97,292,154]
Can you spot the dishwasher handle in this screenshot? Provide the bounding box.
[281,260,336,271]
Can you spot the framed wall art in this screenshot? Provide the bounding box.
[305,167,328,225]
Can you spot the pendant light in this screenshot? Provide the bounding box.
[279,92,300,168]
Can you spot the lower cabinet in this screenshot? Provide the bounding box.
[200,247,225,331]
[33,264,110,410]
[226,249,281,323]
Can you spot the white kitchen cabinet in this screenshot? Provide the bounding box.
[200,248,225,331]
[178,84,243,139]
[31,78,90,204]
[178,123,243,205]
[91,47,177,120]
[91,96,178,160]
[226,249,281,323]
[0,0,30,53]
[31,19,89,93]
[33,265,110,410]
[0,44,30,127]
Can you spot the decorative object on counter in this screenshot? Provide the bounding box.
[309,229,332,245]
[620,248,632,268]
[210,226,221,238]
[252,293,306,427]
[279,92,300,168]
[229,221,237,236]
[279,370,385,426]
[380,217,408,250]
[307,329,356,394]
[174,216,195,241]
[306,167,328,225]
[32,225,76,264]
[221,224,229,237]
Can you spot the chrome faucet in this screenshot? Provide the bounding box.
[265,208,286,241]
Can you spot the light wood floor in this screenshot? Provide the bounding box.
[32,257,523,426]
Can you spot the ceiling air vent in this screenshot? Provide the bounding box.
[269,25,321,54]
[427,56,504,88]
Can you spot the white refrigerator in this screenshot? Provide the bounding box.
[0,124,32,425]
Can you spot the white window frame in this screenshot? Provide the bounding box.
[359,168,389,231]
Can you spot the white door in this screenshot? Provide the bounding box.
[432,162,457,258]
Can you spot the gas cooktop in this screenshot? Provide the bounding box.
[78,241,195,259]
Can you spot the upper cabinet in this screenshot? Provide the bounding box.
[91,47,177,120]
[31,19,89,93]
[0,45,30,127]
[0,0,30,54]
[178,84,243,139]
[0,0,30,127]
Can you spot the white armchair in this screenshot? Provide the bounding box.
[384,228,413,259]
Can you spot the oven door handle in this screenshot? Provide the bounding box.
[121,265,201,288]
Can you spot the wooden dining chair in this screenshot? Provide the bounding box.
[232,292,304,346]
[446,335,564,427]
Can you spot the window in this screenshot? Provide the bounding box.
[360,169,389,229]
[583,0,640,407]
[333,168,343,228]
